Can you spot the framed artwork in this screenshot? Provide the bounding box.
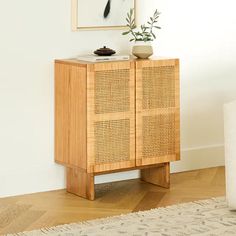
[71,0,136,30]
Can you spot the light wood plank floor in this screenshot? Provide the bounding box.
[0,167,225,235]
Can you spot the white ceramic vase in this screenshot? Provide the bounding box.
[132,41,153,59]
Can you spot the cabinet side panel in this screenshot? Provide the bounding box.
[69,65,87,169]
[55,63,70,165]
[55,62,87,169]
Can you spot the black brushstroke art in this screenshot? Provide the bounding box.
[104,0,111,18]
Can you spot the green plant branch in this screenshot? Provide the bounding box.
[122,9,161,42]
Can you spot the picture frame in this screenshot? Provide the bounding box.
[71,0,136,30]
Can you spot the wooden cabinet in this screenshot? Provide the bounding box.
[55,58,180,200]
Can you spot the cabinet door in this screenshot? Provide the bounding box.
[87,62,135,173]
[136,59,180,166]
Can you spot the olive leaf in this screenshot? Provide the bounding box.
[122,9,161,42]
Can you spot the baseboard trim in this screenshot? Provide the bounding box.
[171,144,225,173]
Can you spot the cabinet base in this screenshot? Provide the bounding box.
[66,167,95,200]
[66,163,170,200]
[141,162,170,188]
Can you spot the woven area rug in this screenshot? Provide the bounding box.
[8,197,236,236]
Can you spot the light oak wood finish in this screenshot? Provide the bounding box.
[0,167,225,235]
[66,167,94,200]
[141,163,170,188]
[55,58,180,200]
[55,62,87,170]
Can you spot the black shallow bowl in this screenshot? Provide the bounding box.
[94,46,116,56]
[94,51,116,56]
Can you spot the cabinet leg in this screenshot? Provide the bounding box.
[66,167,95,200]
[141,162,170,188]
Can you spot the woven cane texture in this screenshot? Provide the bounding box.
[95,70,130,114]
[143,113,175,158]
[94,119,130,164]
[142,66,175,109]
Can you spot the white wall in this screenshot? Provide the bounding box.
[0,0,235,197]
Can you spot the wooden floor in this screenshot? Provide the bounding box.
[0,167,225,235]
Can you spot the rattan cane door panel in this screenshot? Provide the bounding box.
[136,59,180,166]
[87,62,135,173]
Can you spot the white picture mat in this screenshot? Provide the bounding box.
[77,0,135,28]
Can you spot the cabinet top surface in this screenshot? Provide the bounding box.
[55,57,179,66]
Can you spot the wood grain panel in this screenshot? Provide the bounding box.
[55,63,70,165]
[67,167,95,200]
[141,163,170,188]
[55,62,87,169]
